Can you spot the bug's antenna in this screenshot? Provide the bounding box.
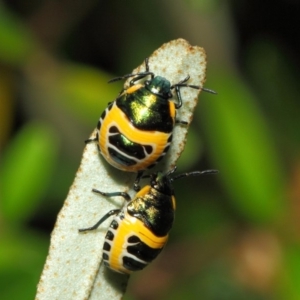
[171,169,219,182]
[200,87,217,94]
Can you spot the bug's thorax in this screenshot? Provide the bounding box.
[125,177,175,237]
[116,87,175,132]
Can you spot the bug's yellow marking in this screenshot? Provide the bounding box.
[169,101,176,119]
[171,195,176,210]
[109,212,168,274]
[125,84,143,95]
[99,102,173,171]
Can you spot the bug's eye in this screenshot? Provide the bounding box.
[144,80,150,86]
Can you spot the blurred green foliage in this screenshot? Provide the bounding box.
[200,68,286,223]
[0,0,299,299]
[58,63,121,123]
[0,122,59,224]
[0,3,35,65]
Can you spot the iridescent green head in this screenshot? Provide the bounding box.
[150,171,173,196]
[145,76,172,99]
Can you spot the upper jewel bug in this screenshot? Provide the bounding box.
[86,58,216,190]
[79,168,218,274]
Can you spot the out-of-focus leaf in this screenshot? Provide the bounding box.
[200,68,286,223]
[177,126,204,170]
[0,121,59,224]
[0,4,36,65]
[166,262,266,300]
[174,194,229,238]
[280,244,300,300]
[0,230,48,300]
[58,63,121,125]
[186,0,220,12]
[0,69,14,149]
[245,39,300,147]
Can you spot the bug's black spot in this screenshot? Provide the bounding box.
[127,236,140,243]
[156,155,165,163]
[101,109,106,120]
[147,163,156,169]
[144,145,153,155]
[110,220,119,229]
[163,145,170,154]
[105,231,114,241]
[123,256,147,271]
[127,237,162,262]
[109,126,119,133]
[109,134,147,160]
[108,147,137,166]
[103,261,110,267]
[97,119,101,130]
[103,242,111,251]
[108,102,113,110]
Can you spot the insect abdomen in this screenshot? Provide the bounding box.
[103,213,168,274]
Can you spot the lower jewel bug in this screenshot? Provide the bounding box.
[79,168,218,274]
[86,58,216,190]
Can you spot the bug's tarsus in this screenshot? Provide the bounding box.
[92,189,131,201]
[78,209,121,232]
[201,87,217,95]
[85,137,97,144]
[108,58,153,84]
[166,166,177,177]
[144,57,150,72]
[175,120,188,125]
[134,170,144,191]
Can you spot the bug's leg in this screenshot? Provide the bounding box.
[129,71,154,86]
[109,73,139,83]
[85,129,99,144]
[108,58,154,85]
[92,189,131,201]
[173,77,200,109]
[144,57,150,72]
[178,84,217,94]
[175,120,188,125]
[173,77,217,109]
[108,71,154,85]
[170,76,190,108]
[129,57,152,83]
[79,188,132,232]
[133,171,144,191]
[128,58,154,85]
[84,137,97,144]
[79,209,121,232]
